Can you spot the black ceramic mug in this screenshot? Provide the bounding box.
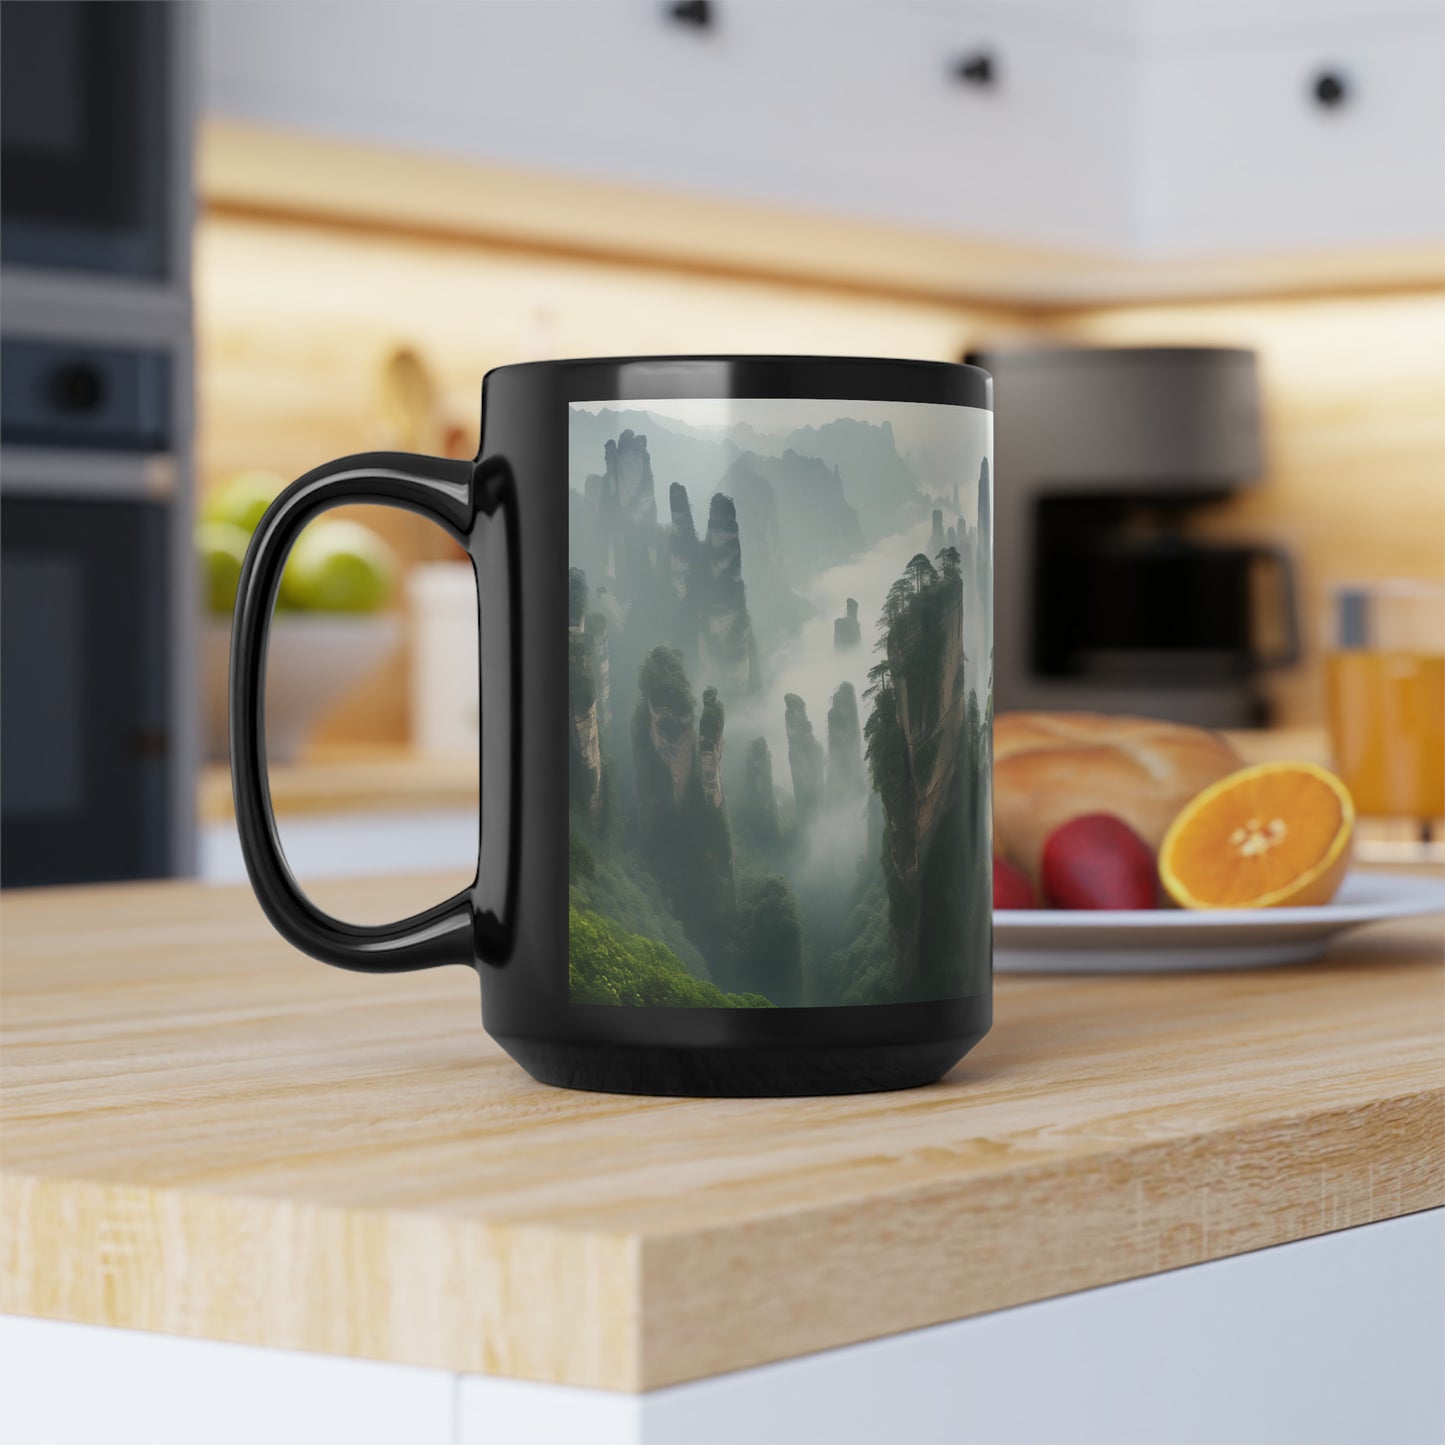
[231,356,994,1095]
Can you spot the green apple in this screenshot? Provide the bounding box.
[203,470,285,535]
[197,521,250,615]
[279,519,396,613]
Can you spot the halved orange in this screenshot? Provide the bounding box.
[1159,761,1355,910]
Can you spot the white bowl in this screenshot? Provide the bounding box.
[203,614,403,763]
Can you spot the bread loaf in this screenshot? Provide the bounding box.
[994,713,1242,881]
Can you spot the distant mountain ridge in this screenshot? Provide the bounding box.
[570,409,897,628]
[571,407,920,553]
[568,408,735,515]
[720,449,862,581]
[780,418,922,536]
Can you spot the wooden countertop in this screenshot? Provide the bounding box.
[2,875,1441,1391]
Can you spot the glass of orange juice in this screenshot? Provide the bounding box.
[1325,582,1444,850]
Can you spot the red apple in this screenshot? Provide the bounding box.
[1042,814,1157,910]
[993,856,1037,910]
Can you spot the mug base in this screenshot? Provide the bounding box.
[493,1031,988,1098]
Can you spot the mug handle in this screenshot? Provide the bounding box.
[230,452,483,973]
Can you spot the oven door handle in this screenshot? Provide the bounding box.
[228,453,484,974]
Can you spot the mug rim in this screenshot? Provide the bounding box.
[486,352,988,372]
[482,353,992,409]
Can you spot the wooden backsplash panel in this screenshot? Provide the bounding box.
[1053,291,1445,727]
[196,211,1025,492]
[194,212,1026,744]
[197,210,1444,742]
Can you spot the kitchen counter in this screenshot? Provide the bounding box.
[2,874,1441,1398]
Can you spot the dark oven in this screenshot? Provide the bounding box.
[0,0,172,277]
[1,339,176,886]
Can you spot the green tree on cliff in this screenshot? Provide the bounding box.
[631,646,737,960]
[859,550,987,1003]
[569,906,771,1008]
[725,873,805,1005]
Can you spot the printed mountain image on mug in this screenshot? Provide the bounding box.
[568,398,993,1008]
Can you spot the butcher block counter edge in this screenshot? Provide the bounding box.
[2,875,1442,1392]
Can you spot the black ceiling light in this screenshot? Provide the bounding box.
[668,0,713,29]
[954,51,997,88]
[1312,68,1349,108]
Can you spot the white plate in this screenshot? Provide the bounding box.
[995,870,1445,973]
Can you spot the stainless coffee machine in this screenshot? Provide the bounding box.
[968,345,1296,728]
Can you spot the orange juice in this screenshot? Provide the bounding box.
[1325,651,1445,818]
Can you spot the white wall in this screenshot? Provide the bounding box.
[199,0,1445,257]
[1135,0,1445,253]
[200,0,1135,250]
